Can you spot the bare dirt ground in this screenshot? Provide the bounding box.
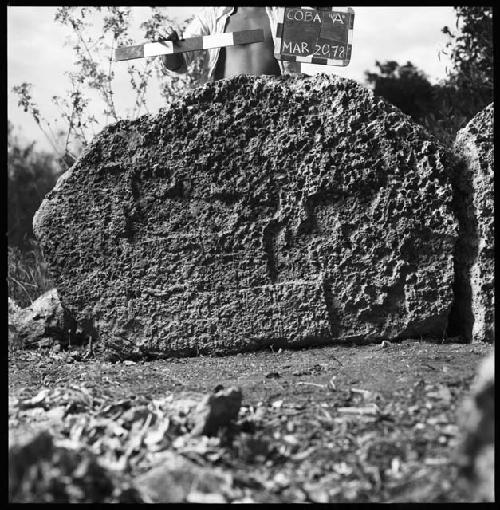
[8,339,492,503]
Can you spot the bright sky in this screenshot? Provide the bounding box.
[8,6,456,152]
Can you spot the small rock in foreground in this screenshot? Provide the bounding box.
[190,386,243,437]
[135,450,232,503]
[457,351,494,502]
[8,289,83,349]
[8,430,134,503]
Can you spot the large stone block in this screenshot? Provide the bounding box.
[449,104,494,343]
[34,75,458,357]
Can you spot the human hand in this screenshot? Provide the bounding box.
[157,28,184,71]
[157,28,180,44]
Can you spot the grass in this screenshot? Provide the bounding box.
[8,240,54,309]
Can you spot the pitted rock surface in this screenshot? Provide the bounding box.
[34,74,458,358]
[450,104,494,343]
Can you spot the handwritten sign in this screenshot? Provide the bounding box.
[274,7,354,66]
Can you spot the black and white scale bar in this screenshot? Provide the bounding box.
[115,29,264,61]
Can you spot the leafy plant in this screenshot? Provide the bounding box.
[442,6,493,102]
[12,7,204,172]
[365,61,434,123]
[364,7,493,148]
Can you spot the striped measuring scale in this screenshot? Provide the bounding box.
[115,29,264,61]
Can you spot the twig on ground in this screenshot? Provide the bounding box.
[296,382,326,389]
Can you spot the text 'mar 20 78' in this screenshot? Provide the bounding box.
[274,6,355,67]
